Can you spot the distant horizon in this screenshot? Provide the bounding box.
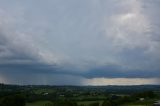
[1,82,160,86]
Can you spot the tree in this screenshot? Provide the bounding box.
[0,94,25,106]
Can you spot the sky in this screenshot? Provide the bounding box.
[0,0,160,85]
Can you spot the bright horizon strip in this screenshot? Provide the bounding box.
[0,74,159,85]
[84,78,160,86]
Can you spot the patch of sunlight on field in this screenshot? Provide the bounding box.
[26,101,53,106]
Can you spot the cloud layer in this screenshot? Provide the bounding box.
[0,0,160,85]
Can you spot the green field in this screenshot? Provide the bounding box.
[26,101,53,106]
[26,100,103,106]
[77,100,103,106]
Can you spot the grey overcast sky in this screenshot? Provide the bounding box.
[0,0,160,85]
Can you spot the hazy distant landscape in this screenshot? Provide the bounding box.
[0,84,160,106]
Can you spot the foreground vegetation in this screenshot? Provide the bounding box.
[0,84,160,106]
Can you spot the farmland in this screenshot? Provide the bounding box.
[0,84,160,106]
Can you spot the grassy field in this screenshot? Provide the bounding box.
[26,99,157,106]
[77,100,103,106]
[26,100,103,106]
[26,101,53,106]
